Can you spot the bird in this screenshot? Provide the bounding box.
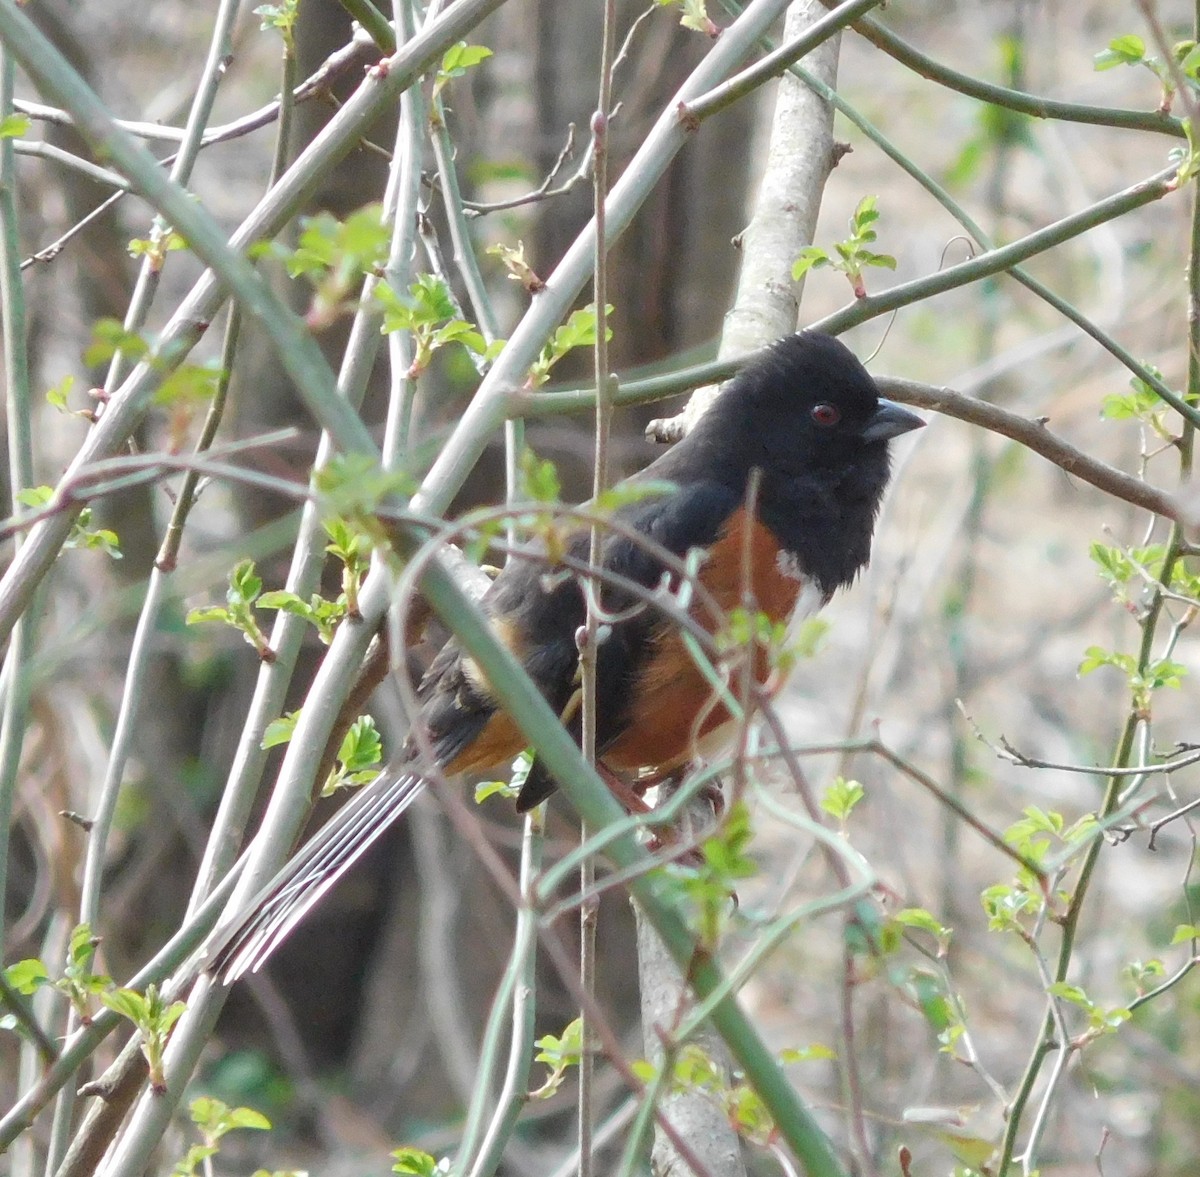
[209,330,923,980]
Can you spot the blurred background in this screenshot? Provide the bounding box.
[2,1,1198,1174]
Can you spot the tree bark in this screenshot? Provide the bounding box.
[637,4,842,1173]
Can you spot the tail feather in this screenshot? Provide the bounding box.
[208,765,426,982]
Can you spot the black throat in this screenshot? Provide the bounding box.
[754,446,892,599]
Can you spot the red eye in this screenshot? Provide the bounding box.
[811,403,840,426]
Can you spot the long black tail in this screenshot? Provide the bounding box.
[207,764,427,982]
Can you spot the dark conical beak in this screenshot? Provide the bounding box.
[862,398,925,443]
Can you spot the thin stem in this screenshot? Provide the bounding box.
[338,0,396,52]
[462,807,546,1177]
[410,0,800,515]
[186,10,425,915]
[0,972,58,1066]
[759,42,1184,428]
[841,5,1184,139]
[43,567,175,1174]
[0,861,242,1151]
[381,0,426,461]
[578,8,617,1171]
[0,31,35,966]
[811,169,1185,392]
[0,0,509,645]
[683,0,882,122]
[103,0,241,393]
[41,15,291,1158]
[410,560,848,1176]
[528,362,1180,521]
[9,139,129,188]
[0,39,48,1177]
[997,531,1186,1174]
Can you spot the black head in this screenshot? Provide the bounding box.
[706,331,924,479]
[672,330,924,594]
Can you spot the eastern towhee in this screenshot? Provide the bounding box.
[211,330,923,979]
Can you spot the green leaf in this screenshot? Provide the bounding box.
[1048,981,1092,1008]
[0,113,30,139]
[1170,923,1200,944]
[820,777,864,822]
[1078,645,1135,676]
[527,305,612,386]
[520,449,561,503]
[1179,41,1200,80]
[530,1017,585,1100]
[101,987,149,1024]
[287,204,389,283]
[172,1143,217,1177]
[851,195,880,227]
[84,318,150,368]
[779,1043,836,1063]
[338,715,383,773]
[229,560,263,606]
[1094,34,1146,70]
[945,136,986,186]
[254,0,299,39]
[655,0,719,36]
[475,750,533,803]
[678,0,717,34]
[630,1058,658,1082]
[256,591,345,643]
[1124,958,1166,992]
[487,240,544,292]
[186,606,232,626]
[1101,391,1155,420]
[314,452,415,517]
[980,882,1040,931]
[261,711,299,750]
[5,958,50,994]
[475,778,519,802]
[127,229,187,263]
[907,968,955,1032]
[593,480,676,512]
[15,484,52,509]
[894,907,951,942]
[391,1147,441,1176]
[67,923,99,970]
[1145,657,1186,690]
[671,1043,722,1092]
[45,375,77,414]
[323,517,371,564]
[791,246,830,280]
[727,1081,774,1144]
[534,1017,584,1068]
[189,1095,227,1132]
[1089,542,1133,585]
[431,320,486,354]
[701,801,757,882]
[256,590,309,615]
[155,362,223,406]
[69,515,122,559]
[436,41,493,94]
[223,1106,271,1132]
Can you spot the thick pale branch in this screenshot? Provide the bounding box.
[876,376,1180,521]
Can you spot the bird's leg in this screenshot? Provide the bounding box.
[646,768,725,866]
[594,762,654,814]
